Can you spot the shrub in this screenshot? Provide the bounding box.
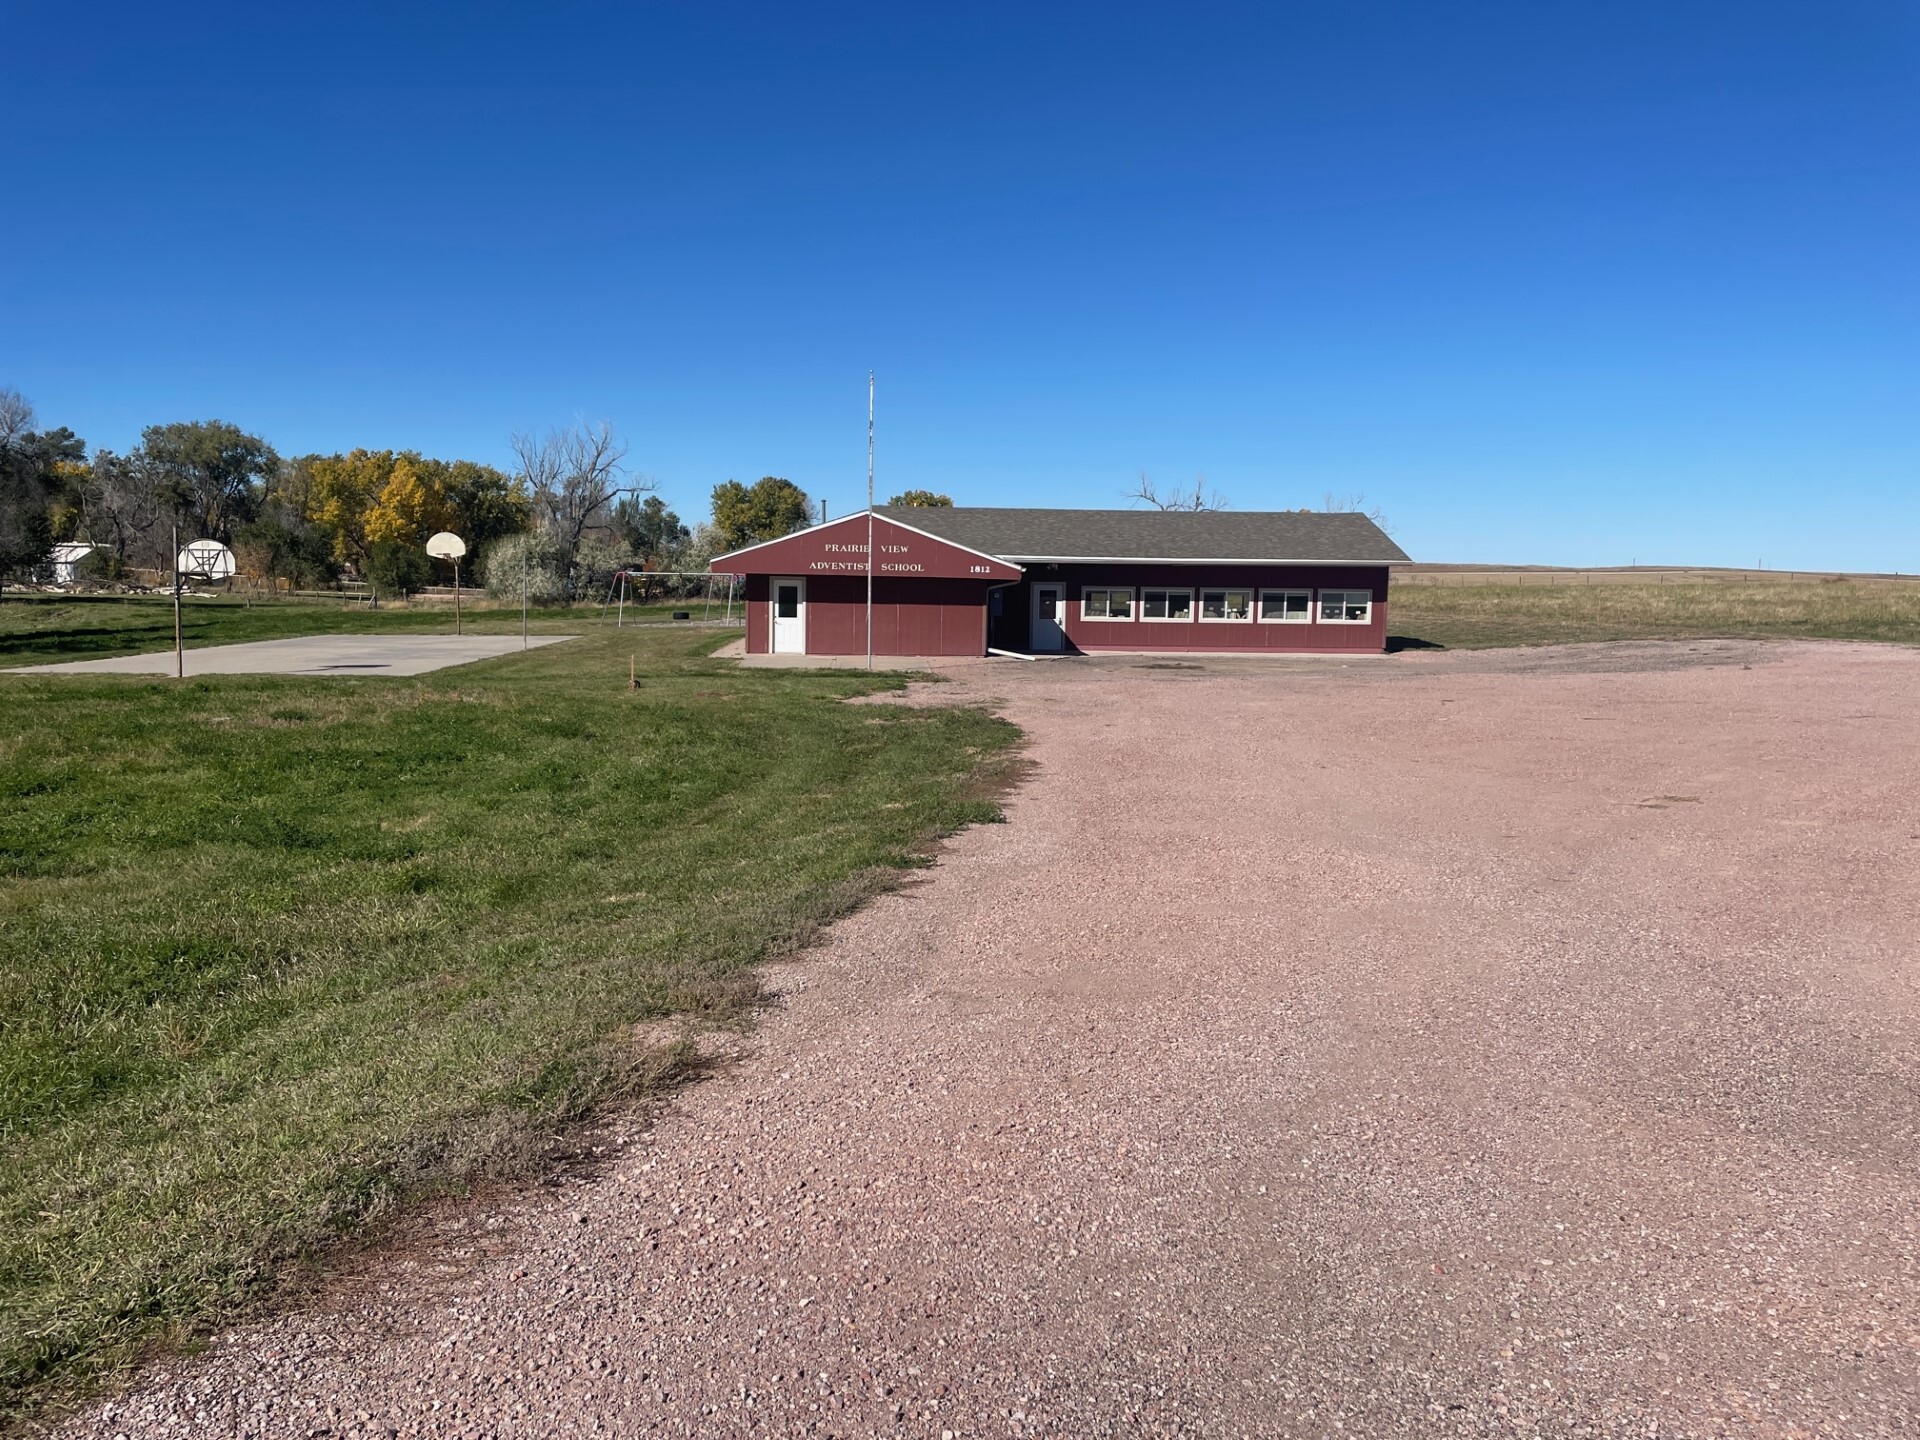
[365,540,431,597]
[73,548,122,585]
[481,531,568,604]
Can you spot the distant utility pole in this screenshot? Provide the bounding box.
[866,370,875,672]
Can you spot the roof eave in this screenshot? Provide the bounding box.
[997,554,1406,566]
[708,509,1025,574]
[707,511,867,567]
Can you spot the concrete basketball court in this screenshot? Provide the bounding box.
[11,633,576,678]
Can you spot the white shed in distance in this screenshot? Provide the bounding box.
[51,542,96,584]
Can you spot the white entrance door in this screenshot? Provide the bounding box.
[771,577,806,654]
[1031,583,1065,652]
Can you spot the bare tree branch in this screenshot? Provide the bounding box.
[1322,490,1392,532]
[1126,471,1229,512]
[511,419,652,594]
[81,449,168,566]
[0,389,34,449]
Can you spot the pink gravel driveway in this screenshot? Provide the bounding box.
[75,639,1920,1438]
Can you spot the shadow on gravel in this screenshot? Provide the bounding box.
[1386,635,1448,653]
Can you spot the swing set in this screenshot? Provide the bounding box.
[596,570,739,627]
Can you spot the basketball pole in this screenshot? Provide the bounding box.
[171,517,183,680]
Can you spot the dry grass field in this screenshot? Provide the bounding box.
[1388,578,1920,650]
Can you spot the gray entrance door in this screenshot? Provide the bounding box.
[1031,583,1065,652]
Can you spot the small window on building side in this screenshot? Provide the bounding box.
[1259,590,1312,623]
[1082,587,1134,620]
[1141,588,1193,621]
[1199,588,1253,621]
[1318,590,1372,624]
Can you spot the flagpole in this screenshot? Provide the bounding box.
[866,370,875,672]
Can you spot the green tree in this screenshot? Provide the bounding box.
[235,457,334,591]
[615,494,689,563]
[137,420,279,542]
[233,456,335,590]
[234,511,335,591]
[434,459,529,566]
[887,489,952,507]
[710,476,812,551]
[0,390,85,593]
[76,448,168,569]
[364,538,432,597]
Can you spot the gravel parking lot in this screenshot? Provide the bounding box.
[72,639,1920,1438]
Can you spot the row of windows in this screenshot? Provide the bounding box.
[1078,587,1374,625]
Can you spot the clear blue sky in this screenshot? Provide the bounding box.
[5,2,1915,568]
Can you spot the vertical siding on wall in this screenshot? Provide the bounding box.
[744,573,769,654]
[754,576,998,657]
[749,566,1392,656]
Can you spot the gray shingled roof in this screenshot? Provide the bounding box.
[875,506,1410,564]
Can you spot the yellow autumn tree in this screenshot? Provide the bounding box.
[303,448,527,579]
[305,449,396,567]
[364,453,453,548]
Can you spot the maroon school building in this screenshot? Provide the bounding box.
[710,507,1410,658]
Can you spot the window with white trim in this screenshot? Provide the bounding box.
[1198,588,1253,622]
[1317,589,1373,624]
[1259,589,1312,624]
[1081,587,1134,621]
[1140,587,1193,621]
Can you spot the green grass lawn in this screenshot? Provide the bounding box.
[1388,580,1920,650]
[0,623,1017,1421]
[0,593,731,667]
